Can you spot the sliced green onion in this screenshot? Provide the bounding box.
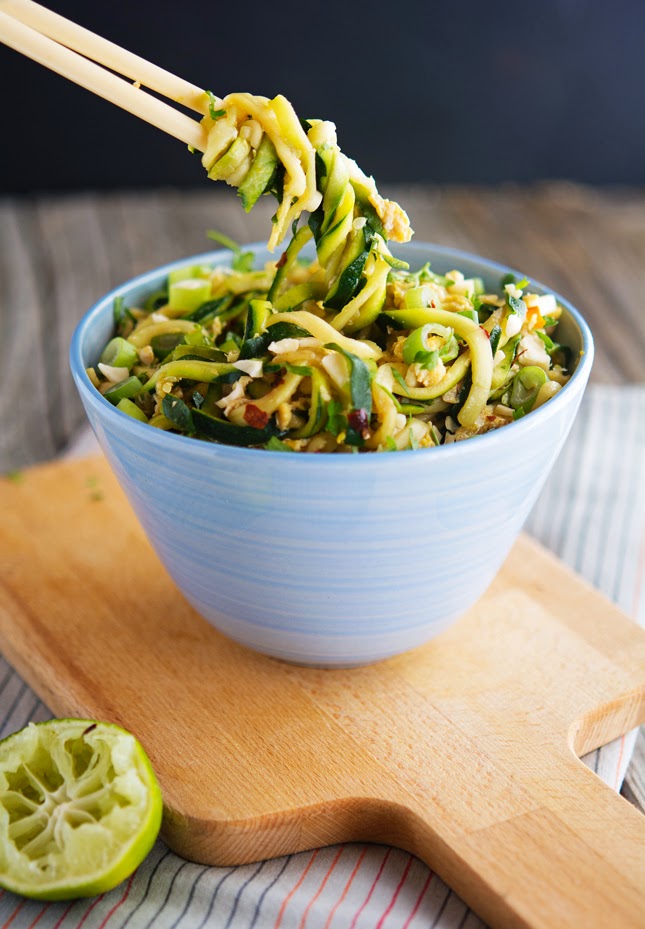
[169,278,212,312]
[99,337,139,369]
[403,324,456,367]
[168,266,194,285]
[510,366,547,414]
[439,335,459,362]
[384,308,493,425]
[403,285,432,308]
[116,398,149,422]
[402,326,430,365]
[144,289,169,312]
[104,376,142,405]
[168,264,211,285]
[424,323,452,340]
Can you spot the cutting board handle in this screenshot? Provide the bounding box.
[398,749,645,929]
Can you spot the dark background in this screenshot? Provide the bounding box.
[1,0,643,194]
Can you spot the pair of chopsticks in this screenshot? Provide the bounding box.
[0,0,209,151]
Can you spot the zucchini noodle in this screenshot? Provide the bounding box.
[90,92,572,452]
[200,93,411,335]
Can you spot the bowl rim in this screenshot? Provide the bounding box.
[70,240,594,467]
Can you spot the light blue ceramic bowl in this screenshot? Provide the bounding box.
[70,242,593,667]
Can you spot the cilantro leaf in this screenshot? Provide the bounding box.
[489,325,503,356]
[326,399,347,437]
[414,349,439,371]
[391,368,410,396]
[507,293,526,318]
[206,92,226,121]
[324,344,373,419]
[232,251,255,273]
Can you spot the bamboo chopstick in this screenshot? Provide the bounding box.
[0,5,208,151]
[0,0,211,113]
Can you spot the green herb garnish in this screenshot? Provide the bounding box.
[391,368,410,396]
[206,92,226,121]
[326,399,347,437]
[232,251,255,273]
[507,293,526,317]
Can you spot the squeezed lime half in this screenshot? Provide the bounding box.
[0,719,163,900]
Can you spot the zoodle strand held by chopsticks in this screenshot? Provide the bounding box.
[199,91,413,336]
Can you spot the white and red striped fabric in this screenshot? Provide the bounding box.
[1,385,643,929]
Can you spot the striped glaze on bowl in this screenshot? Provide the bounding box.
[70,242,594,667]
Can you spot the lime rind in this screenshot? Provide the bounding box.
[0,719,162,900]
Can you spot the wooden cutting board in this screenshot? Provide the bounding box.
[0,456,643,929]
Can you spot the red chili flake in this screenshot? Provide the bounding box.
[276,251,288,269]
[430,301,436,308]
[348,408,371,440]
[243,404,269,429]
[481,326,490,338]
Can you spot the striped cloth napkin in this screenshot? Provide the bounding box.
[0,385,643,929]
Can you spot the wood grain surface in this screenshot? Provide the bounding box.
[0,455,644,929]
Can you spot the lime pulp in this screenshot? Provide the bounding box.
[0,719,163,900]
